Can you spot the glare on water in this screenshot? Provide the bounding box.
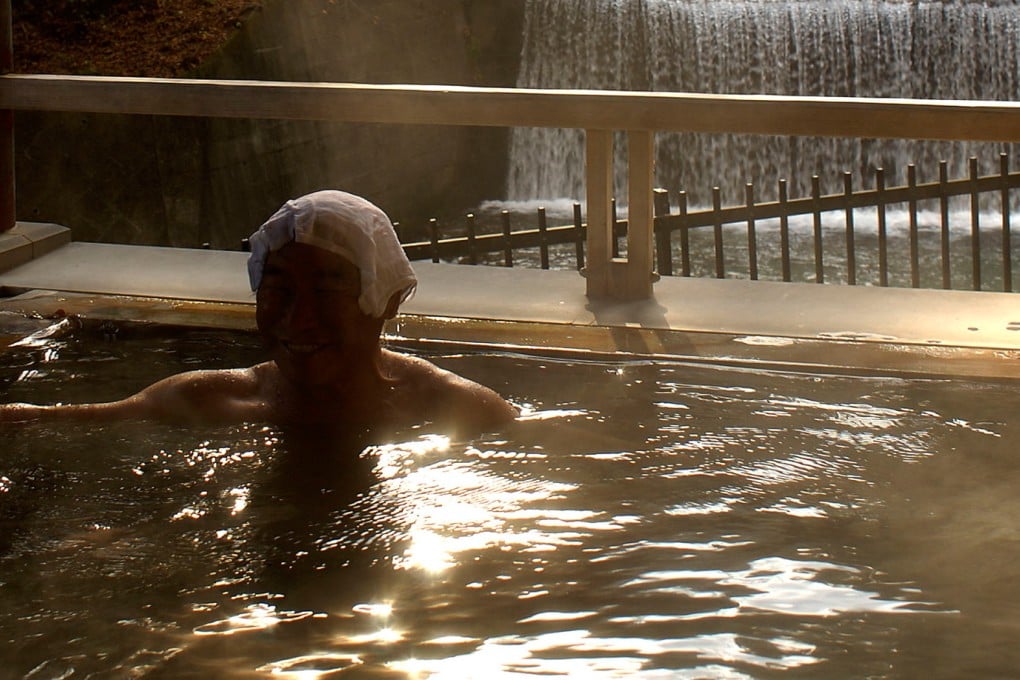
[2,332,1020,677]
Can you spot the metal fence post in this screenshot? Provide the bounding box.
[1,0,14,234]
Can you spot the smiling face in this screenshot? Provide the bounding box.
[255,241,385,388]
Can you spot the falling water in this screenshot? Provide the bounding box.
[507,0,1020,206]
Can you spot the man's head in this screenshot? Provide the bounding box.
[247,191,416,387]
[247,190,417,320]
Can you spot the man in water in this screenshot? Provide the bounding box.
[0,191,518,435]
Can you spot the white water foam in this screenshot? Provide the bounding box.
[508,0,1020,205]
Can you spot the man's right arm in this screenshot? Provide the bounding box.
[0,366,264,425]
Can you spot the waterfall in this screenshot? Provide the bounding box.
[507,0,1020,206]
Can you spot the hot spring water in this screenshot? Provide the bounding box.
[3,326,1020,676]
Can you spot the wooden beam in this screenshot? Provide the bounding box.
[3,75,1020,142]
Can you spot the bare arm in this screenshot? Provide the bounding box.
[0,367,264,425]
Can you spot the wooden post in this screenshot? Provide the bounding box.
[939,161,951,289]
[572,201,584,271]
[844,172,856,286]
[584,128,613,297]
[778,180,790,282]
[1001,153,1013,293]
[970,156,981,291]
[537,206,549,270]
[908,164,920,288]
[712,186,725,278]
[745,182,758,281]
[678,191,690,277]
[501,209,513,267]
[465,213,478,265]
[624,129,655,298]
[811,175,823,284]
[429,218,440,263]
[876,168,888,286]
[653,187,672,277]
[585,129,655,300]
[1,0,14,234]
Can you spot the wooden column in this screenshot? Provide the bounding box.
[623,130,654,298]
[585,128,656,300]
[584,128,613,297]
[0,0,13,234]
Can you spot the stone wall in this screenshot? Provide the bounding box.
[14,0,524,247]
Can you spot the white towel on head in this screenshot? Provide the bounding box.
[247,190,417,318]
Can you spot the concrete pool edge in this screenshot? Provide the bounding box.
[2,223,1020,381]
[2,289,1019,382]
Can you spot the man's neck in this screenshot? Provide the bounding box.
[269,349,395,422]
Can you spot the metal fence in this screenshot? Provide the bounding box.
[405,152,1020,293]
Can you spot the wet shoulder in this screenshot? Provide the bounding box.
[381,350,518,433]
[135,364,269,423]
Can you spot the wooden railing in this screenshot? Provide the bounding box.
[407,153,1020,293]
[3,1,1020,300]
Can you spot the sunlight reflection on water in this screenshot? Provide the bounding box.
[3,340,1020,677]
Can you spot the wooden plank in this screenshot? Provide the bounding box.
[4,75,1020,141]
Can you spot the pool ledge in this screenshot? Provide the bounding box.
[2,225,1020,380]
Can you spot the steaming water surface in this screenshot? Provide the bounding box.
[2,330,1020,677]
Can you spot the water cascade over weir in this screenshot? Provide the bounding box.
[507,0,1020,207]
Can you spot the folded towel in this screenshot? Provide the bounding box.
[247,190,417,318]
